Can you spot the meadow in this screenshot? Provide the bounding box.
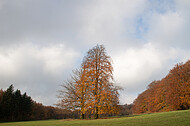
[1,109,190,126]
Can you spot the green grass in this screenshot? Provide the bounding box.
[1,110,190,126]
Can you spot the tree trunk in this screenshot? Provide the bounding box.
[81,113,85,119]
[94,107,99,119]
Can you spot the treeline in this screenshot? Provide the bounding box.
[0,85,32,121]
[0,84,132,122]
[119,104,133,116]
[0,85,79,122]
[133,60,190,114]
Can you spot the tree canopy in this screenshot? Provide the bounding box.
[57,45,120,119]
[133,60,190,114]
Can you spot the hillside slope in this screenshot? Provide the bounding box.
[133,60,190,114]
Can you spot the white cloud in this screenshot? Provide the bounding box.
[114,43,161,87]
[113,43,181,104]
[38,44,79,75]
[0,51,18,76]
[119,91,137,105]
[0,43,79,75]
[0,43,79,105]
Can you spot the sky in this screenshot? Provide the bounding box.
[0,0,190,106]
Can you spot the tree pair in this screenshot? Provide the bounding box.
[57,45,120,119]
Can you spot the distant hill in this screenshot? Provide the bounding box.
[133,60,190,114]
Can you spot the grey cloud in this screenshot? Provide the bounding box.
[0,0,86,47]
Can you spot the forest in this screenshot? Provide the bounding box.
[0,85,80,122]
[133,60,190,114]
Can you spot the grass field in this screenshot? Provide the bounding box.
[1,110,190,126]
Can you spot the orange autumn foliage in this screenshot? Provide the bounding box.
[133,60,190,114]
[57,45,120,119]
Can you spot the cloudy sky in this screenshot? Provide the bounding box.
[0,0,190,106]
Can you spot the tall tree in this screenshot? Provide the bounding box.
[57,45,120,119]
[82,45,119,119]
[1,85,14,121]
